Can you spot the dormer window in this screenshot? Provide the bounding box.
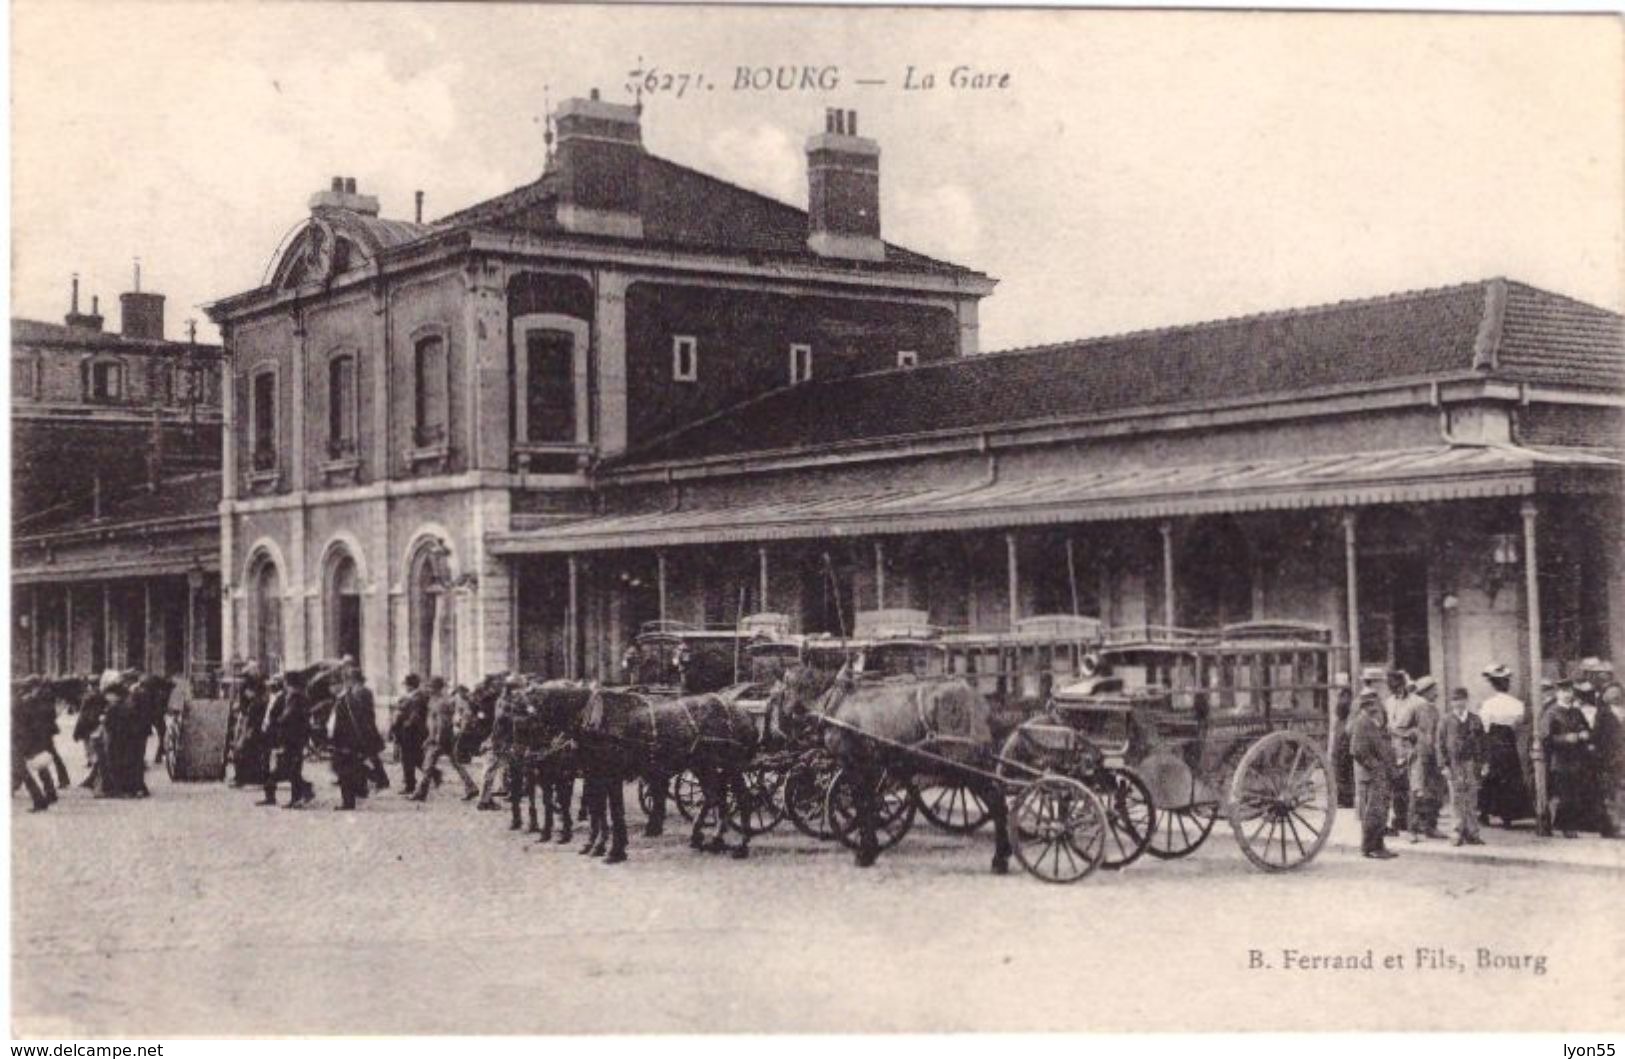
[897,350,918,369]
[789,343,813,385]
[672,335,698,382]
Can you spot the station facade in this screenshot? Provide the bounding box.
[201,95,1623,708]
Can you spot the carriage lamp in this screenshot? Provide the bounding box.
[1485,532,1521,602]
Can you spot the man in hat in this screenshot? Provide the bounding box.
[1384,670,1419,835]
[1348,687,1399,859]
[231,661,271,787]
[261,670,315,808]
[1394,675,1446,841]
[339,657,391,792]
[329,666,386,810]
[391,674,430,795]
[413,677,478,802]
[476,675,524,811]
[1478,663,1531,827]
[1539,677,1593,838]
[1436,688,1487,846]
[1568,669,1619,838]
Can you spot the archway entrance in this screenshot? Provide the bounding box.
[248,554,284,673]
[408,541,456,682]
[324,552,363,663]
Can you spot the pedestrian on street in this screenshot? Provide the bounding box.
[1345,685,1397,857]
[391,674,430,795]
[73,679,107,790]
[1384,670,1419,835]
[338,657,391,792]
[232,662,271,788]
[1394,675,1446,841]
[477,677,523,811]
[261,670,315,808]
[1349,686,1399,859]
[1330,679,1355,808]
[1575,669,1621,838]
[413,678,478,802]
[12,677,59,812]
[1477,663,1531,827]
[330,667,385,811]
[1435,688,1487,846]
[1538,678,1595,839]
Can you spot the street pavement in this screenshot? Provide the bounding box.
[11,743,1623,1036]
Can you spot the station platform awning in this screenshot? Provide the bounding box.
[487,444,1622,556]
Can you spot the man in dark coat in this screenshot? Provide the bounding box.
[1435,688,1487,846]
[412,679,477,801]
[1575,671,1621,837]
[232,663,271,787]
[1539,678,1593,838]
[1349,687,1398,859]
[330,668,385,810]
[260,670,314,807]
[12,678,58,811]
[73,681,107,789]
[390,674,430,795]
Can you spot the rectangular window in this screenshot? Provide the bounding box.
[789,343,813,385]
[672,335,698,382]
[90,361,123,401]
[897,350,918,369]
[526,329,577,443]
[328,356,356,456]
[252,370,276,469]
[12,359,35,399]
[414,336,448,446]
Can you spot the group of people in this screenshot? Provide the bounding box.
[10,669,175,809]
[1346,657,1623,859]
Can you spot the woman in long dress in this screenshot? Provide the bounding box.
[1477,666,1532,827]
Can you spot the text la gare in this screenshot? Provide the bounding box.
[904,65,1012,91]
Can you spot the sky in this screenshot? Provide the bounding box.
[10,3,1624,351]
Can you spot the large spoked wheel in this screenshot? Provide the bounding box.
[164,716,182,781]
[1144,799,1220,860]
[910,778,993,834]
[671,770,704,822]
[1011,776,1108,884]
[1090,766,1156,870]
[1227,730,1336,872]
[827,768,916,852]
[726,765,787,836]
[784,759,836,840]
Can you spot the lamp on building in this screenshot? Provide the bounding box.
[1485,532,1521,602]
[187,561,206,593]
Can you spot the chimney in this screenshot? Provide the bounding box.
[64,273,105,331]
[549,91,645,239]
[120,261,165,340]
[414,190,425,224]
[308,174,380,216]
[806,108,885,262]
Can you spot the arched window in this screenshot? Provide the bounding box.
[413,334,448,448]
[323,551,362,662]
[247,554,284,673]
[327,353,358,457]
[407,541,456,681]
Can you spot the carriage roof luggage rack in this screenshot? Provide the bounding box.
[851,608,941,641]
[1216,620,1334,645]
[1100,624,1220,648]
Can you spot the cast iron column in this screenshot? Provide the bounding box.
[1522,501,1548,827]
[1159,521,1176,630]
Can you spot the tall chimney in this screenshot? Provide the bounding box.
[120,260,165,341]
[806,108,884,262]
[415,190,425,224]
[65,273,105,331]
[550,92,645,239]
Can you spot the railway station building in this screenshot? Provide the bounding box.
[201,94,1622,708]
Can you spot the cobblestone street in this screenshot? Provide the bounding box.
[12,747,1623,1036]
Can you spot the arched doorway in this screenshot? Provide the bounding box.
[324,550,363,664]
[1178,517,1253,629]
[407,540,456,682]
[247,553,284,673]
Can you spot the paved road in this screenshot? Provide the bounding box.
[12,748,1622,1036]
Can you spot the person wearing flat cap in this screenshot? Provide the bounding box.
[1477,663,1532,828]
[1349,687,1399,859]
[1436,688,1487,845]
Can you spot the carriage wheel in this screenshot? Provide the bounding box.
[827,768,916,852]
[671,770,704,822]
[1144,799,1219,860]
[636,776,658,819]
[1090,766,1156,870]
[726,765,787,836]
[910,779,993,834]
[1227,730,1336,872]
[784,759,836,840]
[1011,776,1108,884]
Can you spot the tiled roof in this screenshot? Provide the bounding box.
[610,279,1624,469]
[494,444,1623,554]
[11,318,222,355]
[433,154,982,278]
[14,471,221,539]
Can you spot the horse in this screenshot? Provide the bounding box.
[513,678,596,844]
[575,687,759,863]
[784,664,1013,872]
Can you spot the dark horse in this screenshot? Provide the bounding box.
[786,664,1013,872]
[509,678,596,844]
[575,688,759,863]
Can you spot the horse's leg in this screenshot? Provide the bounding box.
[556,768,574,843]
[727,766,752,860]
[854,763,880,869]
[580,772,604,855]
[984,779,1011,875]
[605,773,628,864]
[645,770,667,838]
[701,767,729,854]
[526,760,540,833]
[537,762,555,841]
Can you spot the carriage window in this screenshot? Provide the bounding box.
[86,359,125,402]
[672,335,698,382]
[896,350,918,369]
